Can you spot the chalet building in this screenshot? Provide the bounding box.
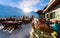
[43,0,60,21]
[37,10,44,18]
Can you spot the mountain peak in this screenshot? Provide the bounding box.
[0,4,24,18]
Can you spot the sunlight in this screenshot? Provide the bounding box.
[23,8,31,14]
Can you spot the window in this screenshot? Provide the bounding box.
[50,12,55,19]
[47,14,49,18]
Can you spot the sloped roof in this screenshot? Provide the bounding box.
[43,0,60,13]
[36,10,43,15]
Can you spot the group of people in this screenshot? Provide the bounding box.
[44,18,60,38]
[0,16,60,37]
[0,16,34,33]
[0,17,23,33]
[32,18,60,38]
[22,15,34,24]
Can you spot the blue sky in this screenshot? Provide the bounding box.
[0,0,50,13]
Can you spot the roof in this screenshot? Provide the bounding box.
[43,0,60,13]
[36,10,43,15]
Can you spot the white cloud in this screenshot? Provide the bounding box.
[19,0,40,12]
[19,0,40,8]
[0,0,18,7]
[22,8,31,14]
[0,0,50,13]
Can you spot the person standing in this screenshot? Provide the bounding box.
[46,18,51,27]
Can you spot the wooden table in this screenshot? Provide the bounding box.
[0,21,22,31]
[1,21,22,25]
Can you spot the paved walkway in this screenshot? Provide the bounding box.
[0,24,32,38]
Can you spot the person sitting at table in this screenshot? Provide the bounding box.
[2,19,6,21]
[8,17,15,21]
[30,15,34,23]
[6,18,9,21]
[24,16,30,24]
[51,20,60,38]
[12,18,15,21]
[22,16,25,20]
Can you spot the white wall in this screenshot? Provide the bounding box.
[45,4,60,21]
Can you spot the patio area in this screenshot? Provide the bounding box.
[0,23,32,38]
